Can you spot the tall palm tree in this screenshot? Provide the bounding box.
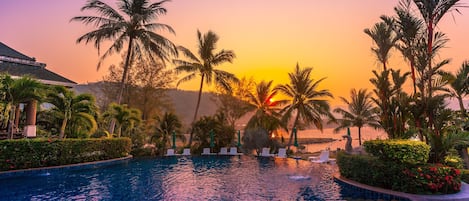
[442,61,469,116]
[174,30,237,146]
[364,21,399,71]
[152,112,185,152]
[275,64,334,150]
[245,80,283,135]
[71,0,177,104]
[334,89,380,145]
[47,86,98,139]
[412,0,463,97]
[383,1,425,95]
[103,103,141,137]
[1,75,45,138]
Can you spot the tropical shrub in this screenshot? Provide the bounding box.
[192,115,235,153]
[364,139,430,164]
[402,164,461,194]
[337,152,462,194]
[0,138,131,171]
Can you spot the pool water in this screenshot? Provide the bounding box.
[0,156,405,200]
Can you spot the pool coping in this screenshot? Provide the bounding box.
[0,155,133,179]
[334,173,469,201]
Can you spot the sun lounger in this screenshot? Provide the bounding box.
[309,150,333,163]
[276,148,287,158]
[260,147,275,157]
[229,147,243,155]
[165,149,175,156]
[219,147,228,155]
[181,148,191,156]
[202,148,216,155]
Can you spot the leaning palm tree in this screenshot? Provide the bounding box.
[364,21,399,71]
[334,89,380,145]
[47,86,98,139]
[174,30,237,146]
[275,64,334,150]
[71,0,177,104]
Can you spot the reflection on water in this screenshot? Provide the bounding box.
[297,127,387,153]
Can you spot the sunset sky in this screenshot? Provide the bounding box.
[1,0,468,105]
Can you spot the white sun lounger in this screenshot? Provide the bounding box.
[276,148,287,158]
[309,150,334,163]
[260,147,275,157]
[165,149,175,156]
[181,148,191,156]
[219,147,229,155]
[202,148,216,155]
[229,147,243,155]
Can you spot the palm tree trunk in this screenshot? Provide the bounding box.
[410,60,417,95]
[110,38,134,135]
[188,74,205,147]
[59,118,68,139]
[457,96,467,117]
[286,112,300,152]
[8,105,15,139]
[358,126,362,146]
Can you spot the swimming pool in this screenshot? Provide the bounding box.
[0,156,408,200]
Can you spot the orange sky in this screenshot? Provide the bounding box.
[1,0,468,106]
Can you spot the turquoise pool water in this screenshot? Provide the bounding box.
[0,156,408,200]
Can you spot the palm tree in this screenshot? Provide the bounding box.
[334,89,380,145]
[71,0,177,104]
[152,112,185,152]
[364,21,399,71]
[383,1,425,94]
[275,64,334,150]
[245,80,283,135]
[103,103,141,137]
[442,61,469,116]
[47,86,98,139]
[411,0,463,97]
[1,75,45,138]
[174,30,237,146]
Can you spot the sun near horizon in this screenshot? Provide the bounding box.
[1,0,468,106]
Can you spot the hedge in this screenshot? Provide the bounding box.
[337,152,461,194]
[0,138,131,171]
[364,139,430,164]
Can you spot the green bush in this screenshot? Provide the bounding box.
[364,140,430,164]
[337,151,462,194]
[461,169,469,184]
[444,155,464,169]
[0,138,131,171]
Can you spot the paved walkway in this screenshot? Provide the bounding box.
[335,174,469,201]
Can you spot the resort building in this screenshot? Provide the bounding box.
[0,41,76,137]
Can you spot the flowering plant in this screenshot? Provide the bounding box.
[403,163,461,194]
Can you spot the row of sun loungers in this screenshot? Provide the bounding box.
[165,147,243,156]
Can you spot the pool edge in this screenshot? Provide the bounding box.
[0,155,133,179]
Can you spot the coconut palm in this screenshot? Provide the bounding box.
[71,0,177,104]
[411,0,463,96]
[245,80,283,135]
[275,64,334,150]
[364,21,399,71]
[47,86,98,139]
[103,103,141,137]
[1,75,45,138]
[334,89,380,145]
[174,30,237,146]
[151,112,185,152]
[442,61,469,116]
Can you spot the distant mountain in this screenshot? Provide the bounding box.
[73,82,218,126]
